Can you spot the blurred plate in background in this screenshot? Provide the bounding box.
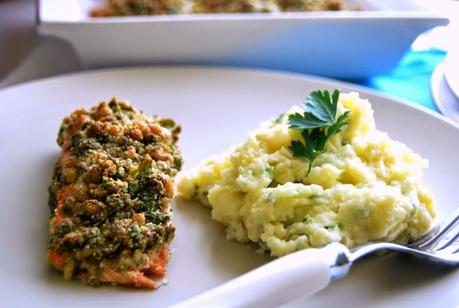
[431,62,459,123]
[444,47,459,100]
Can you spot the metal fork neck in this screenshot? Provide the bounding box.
[327,243,353,281]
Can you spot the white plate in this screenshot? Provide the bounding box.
[0,67,458,307]
[37,0,448,78]
[444,48,459,100]
[431,62,459,123]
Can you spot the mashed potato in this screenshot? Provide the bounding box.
[177,92,436,257]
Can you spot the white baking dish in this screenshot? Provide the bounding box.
[37,0,448,78]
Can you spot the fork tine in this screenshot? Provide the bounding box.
[435,243,459,255]
[417,208,459,249]
[408,224,440,248]
[434,226,459,251]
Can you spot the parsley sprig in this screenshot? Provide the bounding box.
[288,89,350,175]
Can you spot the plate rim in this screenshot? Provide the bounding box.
[39,13,448,24]
[1,65,458,131]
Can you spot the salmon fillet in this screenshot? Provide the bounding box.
[47,98,182,288]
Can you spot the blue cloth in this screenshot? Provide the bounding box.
[353,49,446,112]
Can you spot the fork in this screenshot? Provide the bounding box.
[173,208,459,308]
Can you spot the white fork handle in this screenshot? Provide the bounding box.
[173,243,347,308]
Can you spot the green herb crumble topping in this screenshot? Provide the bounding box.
[47,98,182,288]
